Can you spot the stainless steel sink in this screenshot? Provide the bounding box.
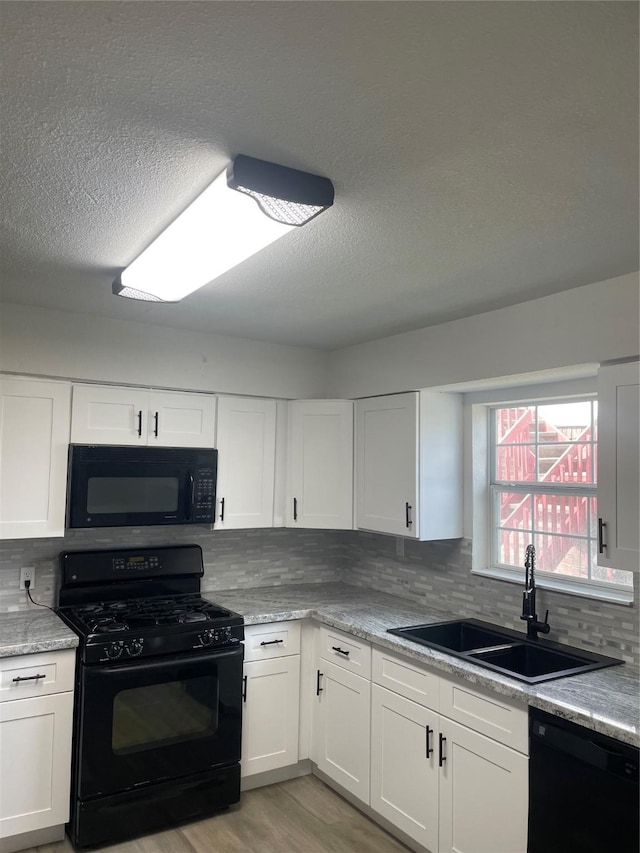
[387,619,623,684]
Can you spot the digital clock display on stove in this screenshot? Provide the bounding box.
[113,555,160,571]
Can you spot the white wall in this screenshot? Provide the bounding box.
[328,273,640,398]
[0,303,329,399]
[2,272,638,400]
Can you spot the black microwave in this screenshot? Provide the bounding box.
[67,445,217,528]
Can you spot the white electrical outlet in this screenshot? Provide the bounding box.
[20,567,35,590]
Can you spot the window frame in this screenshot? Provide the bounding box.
[468,387,633,605]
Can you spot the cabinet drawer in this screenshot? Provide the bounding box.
[318,625,371,679]
[244,621,301,661]
[372,647,439,711]
[0,649,75,702]
[439,675,528,754]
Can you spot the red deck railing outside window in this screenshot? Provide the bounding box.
[495,407,599,577]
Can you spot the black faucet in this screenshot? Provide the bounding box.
[520,544,551,640]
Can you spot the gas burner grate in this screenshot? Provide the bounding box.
[68,594,232,635]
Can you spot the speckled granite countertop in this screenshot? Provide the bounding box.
[212,582,640,747]
[0,609,79,658]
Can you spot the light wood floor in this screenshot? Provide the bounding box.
[30,776,409,853]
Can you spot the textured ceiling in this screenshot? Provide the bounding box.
[1,2,638,349]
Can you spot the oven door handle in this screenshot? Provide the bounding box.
[94,644,243,676]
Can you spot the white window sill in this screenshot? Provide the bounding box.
[472,565,634,605]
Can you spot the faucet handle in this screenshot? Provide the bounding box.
[539,609,551,635]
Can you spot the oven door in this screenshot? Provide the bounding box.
[77,645,242,799]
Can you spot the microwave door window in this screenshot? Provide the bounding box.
[87,477,180,514]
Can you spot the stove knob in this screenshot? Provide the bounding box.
[126,639,144,657]
[200,630,214,646]
[105,642,122,659]
[221,626,232,641]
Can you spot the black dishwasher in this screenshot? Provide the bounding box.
[529,709,639,853]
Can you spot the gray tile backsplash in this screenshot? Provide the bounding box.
[1,527,637,668]
[342,532,639,668]
[0,527,343,611]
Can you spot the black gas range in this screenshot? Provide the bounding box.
[60,588,244,666]
[57,545,244,850]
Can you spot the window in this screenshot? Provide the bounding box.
[490,399,633,595]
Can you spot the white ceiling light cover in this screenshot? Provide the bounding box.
[114,156,334,303]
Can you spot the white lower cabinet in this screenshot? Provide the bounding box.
[241,656,300,777]
[438,717,528,853]
[240,622,529,853]
[313,658,371,803]
[0,650,75,851]
[370,648,528,853]
[312,626,372,802]
[241,622,301,779]
[371,684,439,851]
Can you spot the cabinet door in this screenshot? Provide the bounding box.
[148,391,216,448]
[0,378,71,539]
[356,392,419,537]
[0,692,73,838]
[438,717,528,853]
[313,659,370,803]
[288,400,354,529]
[241,656,300,777]
[216,396,276,528]
[71,384,147,445]
[598,362,640,572]
[370,685,439,851]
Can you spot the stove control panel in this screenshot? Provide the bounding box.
[125,639,144,657]
[198,626,233,647]
[105,640,124,659]
[102,638,145,661]
[84,623,243,664]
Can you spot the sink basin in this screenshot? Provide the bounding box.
[468,643,607,681]
[387,619,623,684]
[388,621,511,653]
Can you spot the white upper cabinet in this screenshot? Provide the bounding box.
[147,391,216,447]
[356,391,462,539]
[71,385,148,445]
[71,385,216,448]
[0,377,71,539]
[215,396,276,529]
[287,400,354,530]
[356,393,419,537]
[597,361,640,572]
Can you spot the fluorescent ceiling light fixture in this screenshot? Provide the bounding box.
[113,155,334,302]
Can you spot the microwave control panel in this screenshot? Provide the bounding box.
[193,466,216,521]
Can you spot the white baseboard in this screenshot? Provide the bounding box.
[0,824,65,853]
[241,758,313,791]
